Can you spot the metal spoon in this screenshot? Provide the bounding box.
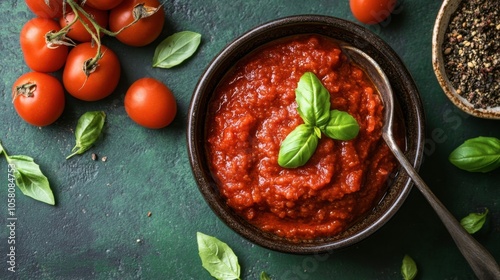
[341,45,500,280]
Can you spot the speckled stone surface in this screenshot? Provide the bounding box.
[0,0,498,279]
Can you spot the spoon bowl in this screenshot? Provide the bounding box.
[341,45,500,280]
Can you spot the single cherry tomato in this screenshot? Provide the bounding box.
[12,72,65,126]
[109,0,165,47]
[124,78,177,129]
[25,0,64,19]
[59,5,109,42]
[20,17,68,73]
[63,43,121,101]
[85,0,125,11]
[350,0,396,25]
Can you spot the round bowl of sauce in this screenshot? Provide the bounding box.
[188,15,425,253]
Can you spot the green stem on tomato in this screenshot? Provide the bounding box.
[65,0,100,42]
[65,0,102,76]
[103,3,164,37]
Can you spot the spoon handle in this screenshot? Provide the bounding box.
[383,133,500,280]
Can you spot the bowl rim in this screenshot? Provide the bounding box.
[187,14,425,254]
[431,0,500,119]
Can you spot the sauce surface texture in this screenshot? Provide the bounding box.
[206,35,399,240]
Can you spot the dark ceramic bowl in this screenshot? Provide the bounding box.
[187,15,425,254]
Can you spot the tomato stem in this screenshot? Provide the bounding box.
[64,0,103,76]
[65,0,101,44]
[59,0,161,77]
[12,83,37,103]
[104,3,164,37]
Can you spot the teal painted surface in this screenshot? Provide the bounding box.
[0,0,499,279]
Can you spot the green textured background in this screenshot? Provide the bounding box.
[1,0,499,279]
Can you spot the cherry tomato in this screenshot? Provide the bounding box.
[350,0,396,25]
[85,0,124,11]
[124,78,177,129]
[59,5,109,42]
[12,72,65,127]
[109,0,165,47]
[20,17,68,73]
[63,43,121,101]
[25,0,64,19]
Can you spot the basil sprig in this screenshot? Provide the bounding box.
[401,255,418,280]
[449,136,500,172]
[460,208,489,234]
[0,141,55,205]
[278,72,359,168]
[67,111,106,159]
[197,232,241,280]
[152,31,201,68]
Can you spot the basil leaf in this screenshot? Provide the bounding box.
[8,155,55,205]
[461,208,489,234]
[260,271,271,280]
[278,124,319,168]
[449,136,500,172]
[67,111,106,159]
[295,72,331,127]
[401,255,417,280]
[152,31,201,68]
[0,141,55,205]
[197,232,241,280]
[321,110,360,141]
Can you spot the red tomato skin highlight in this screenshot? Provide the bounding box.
[124,78,177,129]
[109,0,165,47]
[20,17,68,73]
[12,72,65,127]
[349,0,396,25]
[25,0,64,18]
[86,0,125,11]
[63,43,121,101]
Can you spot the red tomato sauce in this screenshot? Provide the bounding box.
[206,35,401,240]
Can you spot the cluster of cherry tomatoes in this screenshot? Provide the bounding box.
[12,0,177,129]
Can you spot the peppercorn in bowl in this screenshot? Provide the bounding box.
[432,0,500,119]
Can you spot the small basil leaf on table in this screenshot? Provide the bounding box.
[152,31,202,68]
[449,136,500,172]
[260,271,271,280]
[321,110,360,140]
[67,111,106,159]
[401,254,418,280]
[197,232,241,280]
[295,72,331,127]
[278,124,319,168]
[0,141,55,205]
[460,208,489,234]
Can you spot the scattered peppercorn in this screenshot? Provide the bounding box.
[442,0,499,109]
[91,153,97,161]
[101,156,107,162]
